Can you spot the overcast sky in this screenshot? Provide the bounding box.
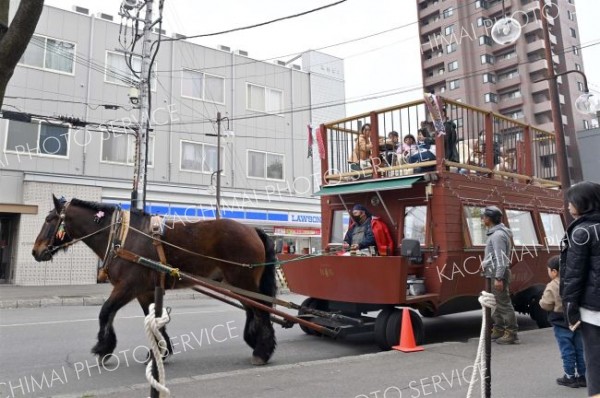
[43,0,600,115]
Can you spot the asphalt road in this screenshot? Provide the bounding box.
[0,294,541,398]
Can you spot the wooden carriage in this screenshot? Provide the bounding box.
[282,98,564,349]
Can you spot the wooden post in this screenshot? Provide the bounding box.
[484,112,494,176]
[370,111,380,179]
[522,125,533,176]
[319,123,328,186]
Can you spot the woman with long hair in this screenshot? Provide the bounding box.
[561,181,600,397]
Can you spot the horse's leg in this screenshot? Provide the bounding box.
[242,305,256,349]
[91,286,135,358]
[137,291,173,357]
[250,305,276,365]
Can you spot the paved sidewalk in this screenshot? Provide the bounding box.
[0,283,210,309]
[62,328,582,398]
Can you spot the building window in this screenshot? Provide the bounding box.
[575,63,581,71]
[484,93,498,103]
[481,54,495,64]
[438,67,445,75]
[448,61,458,71]
[246,83,283,114]
[476,17,484,27]
[503,109,524,119]
[101,131,155,166]
[105,51,157,89]
[497,51,517,61]
[567,10,575,21]
[573,46,579,55]
[482,73,496,83]
[247,150,284,180]
[497,69,519,81]
[439,86,446,93]
[443,7,454,18]
[479,35,492,46]
[475,0,488,9]
[5,119,69,157]
[500,90,522,100]
[570,28,577,38]
[446,42,457,53]
[180,140,222,173]
[444,25,455,36]
[583,120,590,129]
[19,34,75,74]
[181,69,225,103]
[577,81,585,92]
[449,79,460,90]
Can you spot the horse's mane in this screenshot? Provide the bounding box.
[70,198,118,214]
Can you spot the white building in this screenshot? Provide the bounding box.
[0,3,345,285]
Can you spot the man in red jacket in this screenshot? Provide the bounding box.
[343,204,393,255]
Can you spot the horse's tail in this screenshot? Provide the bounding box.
[255,228,277,298]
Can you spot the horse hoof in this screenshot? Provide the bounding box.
[251,356,267,366]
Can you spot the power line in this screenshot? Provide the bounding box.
[162,0,348,42]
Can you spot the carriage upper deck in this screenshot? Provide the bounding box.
[316,97,560,189]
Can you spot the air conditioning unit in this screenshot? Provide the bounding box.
[275,60,286,66]
[97,12,114,21]
[292,64,302,71]
[218,45,231,52]
[235,49,249,57]
[72,5,89,15]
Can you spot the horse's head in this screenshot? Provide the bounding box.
[32,195,73,262]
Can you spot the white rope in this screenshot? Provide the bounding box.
[144,303,171,398]
[466,291,496,398]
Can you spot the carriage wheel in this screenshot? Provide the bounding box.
[374,308,394,350]
[298,298,325,336]
[385,308,425,349]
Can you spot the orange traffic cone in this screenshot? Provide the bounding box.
[392,308,424,352]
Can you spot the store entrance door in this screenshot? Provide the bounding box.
[0,215,16,283]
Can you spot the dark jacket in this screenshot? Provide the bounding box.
[560,212,600,311]
[444,120,460,162]
[344,217,375,250]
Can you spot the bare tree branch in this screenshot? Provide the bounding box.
[0,0,44,109]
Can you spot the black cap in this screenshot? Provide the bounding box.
[483,206,502,218]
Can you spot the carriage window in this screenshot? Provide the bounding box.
[330,210,349,244]
[404,206,427,245]
[506,210,539,246]
[540,213,564,246]
[464,206,487,246]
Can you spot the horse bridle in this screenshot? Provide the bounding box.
[46,202,70,255]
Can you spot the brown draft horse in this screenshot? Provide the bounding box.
[31,195,278,365]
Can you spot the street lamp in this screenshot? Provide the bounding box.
[490,0,521,45]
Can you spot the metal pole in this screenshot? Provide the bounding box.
[539,0,571,222]
[216,112,222,219]
[485,277,492,398]
[132,0,153,212]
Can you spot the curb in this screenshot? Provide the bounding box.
[0,291,214,310]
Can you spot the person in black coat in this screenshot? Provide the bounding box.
[560,181,600,397]
[442,108,459,163]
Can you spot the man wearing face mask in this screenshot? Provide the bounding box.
[343,204,393,255]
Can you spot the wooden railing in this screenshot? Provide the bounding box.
[319,96,560,188]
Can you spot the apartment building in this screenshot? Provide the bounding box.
[417,0,593,181]
[0,4,345,285]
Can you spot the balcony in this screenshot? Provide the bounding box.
[498,96,523,110]
[533,101,551,115]
[423,54,444,69]
[496,55,519,69]
[536,121,554,132]
[523,20,542,35]
[526,40,545,54]
[528,59,547,73]
[496,74,521,91]
[531,79,549,94]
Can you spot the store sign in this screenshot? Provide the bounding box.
[274,227,321,236]
[289,212,322,225]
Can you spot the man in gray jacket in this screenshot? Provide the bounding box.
[481,206,519,344]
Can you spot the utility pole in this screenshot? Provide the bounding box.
[132,0,154,212]
[539,0,572,222]
[215,112,222,219]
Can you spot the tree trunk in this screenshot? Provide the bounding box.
[0,0,44,109]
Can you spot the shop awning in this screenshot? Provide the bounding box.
[0,203,38,214]
[315,176,422,196]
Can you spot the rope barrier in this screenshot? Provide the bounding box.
[466,291,496,398]
[144,303,171,398]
